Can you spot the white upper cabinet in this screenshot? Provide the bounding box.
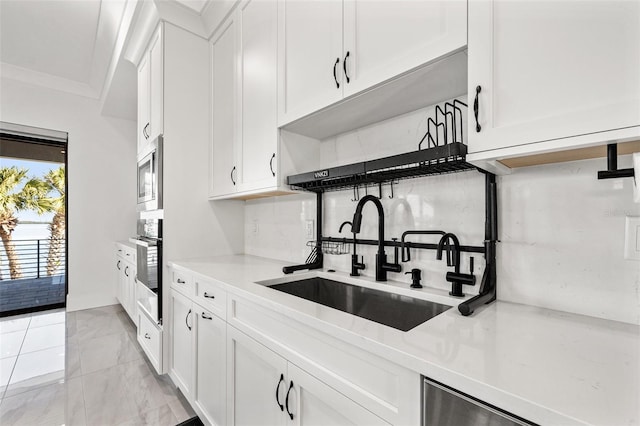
[238,0,279,192]
[342,0,466,98]
[278,0,467,127]
[277,0,343,125]
[467,0,640,163]
[210,17,239,198]
[137,26,164,154]
[209,1,320,200]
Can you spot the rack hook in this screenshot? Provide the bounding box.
[378,182,382,199]
[388,181,394,199]
[351,185,360,202]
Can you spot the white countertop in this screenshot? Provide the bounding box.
[169,255,640,426]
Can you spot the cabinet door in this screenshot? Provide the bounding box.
[170,290,194,399]
[128,267,137,321]
[123,262,134,319]
[210,17,239,198]
[468,0,640,154]
[343,0,466,98]
[238,0,279,192]
[287,363,390,426]
[227,326,287,426]
[137,54,150,154]
[149,26,164,141]
[278,0,343,125]
[116,257,125,307]
[194,306,226,426]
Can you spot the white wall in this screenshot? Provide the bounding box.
[245,103,640,325]
[0,78,137,311]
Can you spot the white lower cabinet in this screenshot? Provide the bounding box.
[170,289,195,400]
[137,309,162,373]
[194,304,226,426]
[226,325,389,426]
[115,244,136,322]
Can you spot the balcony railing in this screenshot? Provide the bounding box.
[0,239,66,280]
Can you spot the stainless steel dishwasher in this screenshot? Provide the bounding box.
[423,378,535,426]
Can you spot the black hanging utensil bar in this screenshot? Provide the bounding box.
[597,143,635,179]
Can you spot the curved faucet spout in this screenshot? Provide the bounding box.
[436,233,460,272]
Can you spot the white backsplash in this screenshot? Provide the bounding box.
[245,103,640,325]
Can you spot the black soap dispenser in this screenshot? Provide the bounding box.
[405,268,423,289]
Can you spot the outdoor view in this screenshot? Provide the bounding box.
[0,157,66,314]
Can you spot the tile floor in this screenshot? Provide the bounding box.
[0,305,195,425]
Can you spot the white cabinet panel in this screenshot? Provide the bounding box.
[227,325,287,426]
[277,0,343,125]
[210,18,238,198]
[468,0,640,156]
[137,54,150,154]
[170,290,194,399]
[289,363,390,426]
[239,0,279,191]
[343,0,466,97]
[194,305,226,426]
[149,27,164,141]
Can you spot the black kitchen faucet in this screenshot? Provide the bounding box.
[351,195,401,281]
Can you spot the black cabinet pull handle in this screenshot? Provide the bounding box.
[186,309,192,331]
[143,123,150,139]
[144,333,151,339]
[203,292,215,299]
[275,374,284,411]
[343,51,350,83]
[117,260,121,270]
[177,278,185,284]
[285,380,294,420]
[333,58,340,89]
[201,312,213,320]
[269,153,276,177]
[473,85,482,132]
[124,266,129,277]
[231,166,236,185]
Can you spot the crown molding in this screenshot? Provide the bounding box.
[0,62,99,100]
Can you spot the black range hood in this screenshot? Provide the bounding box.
[287,142,477,193]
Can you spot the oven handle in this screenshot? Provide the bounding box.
[129,237,157,247]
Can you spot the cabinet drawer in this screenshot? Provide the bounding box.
[116,244,136,263]
[194,277,226,319]
[137,309,162,373]
[171,269,194,297]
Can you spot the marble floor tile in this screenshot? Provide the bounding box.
[21,323,65,354]
[8,345,65,386]
[65,376,86,426]
[65,339,82,379]
[0,316,30,335]
[0,381,65,426]
[30,310,65,328]
[74,305,128,341]
[0,356,17,395]
[78,331,141,375]
[0,330,26,359]
[167,392,196,423]
[81,363,137,425]
[120,359,169,414]
[4,370,65,399]
[118,403,178,426]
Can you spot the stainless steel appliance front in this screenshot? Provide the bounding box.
[130,218,162,323]
[422,378,532,426]
[137,135,163,212]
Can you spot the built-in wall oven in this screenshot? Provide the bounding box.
[131,218,163,324]
[137,135,163,212]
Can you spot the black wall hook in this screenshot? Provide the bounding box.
[597,143,635,180]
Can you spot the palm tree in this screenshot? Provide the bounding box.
[44,166,65,276]
[0,167,52,279]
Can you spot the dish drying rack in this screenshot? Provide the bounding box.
[283,99,499,317]
[307,240,350,257]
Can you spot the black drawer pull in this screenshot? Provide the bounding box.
[201,313,213,320]
[124,266,129,277]
[186,309,192,331]
[117,260,121,270]
[275,374,285,411]
[177,279,185,284]
[473,85,482,133]
[204,292,215,299]
[333,58,340,89]
[144,333,151,339]
[343,51,350,83]
[285,380,294,420]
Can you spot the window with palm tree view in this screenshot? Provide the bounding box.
[1,138,67,316]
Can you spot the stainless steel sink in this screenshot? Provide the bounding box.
[268,277,451,331]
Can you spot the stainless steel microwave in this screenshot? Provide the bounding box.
[137,135,163,212]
